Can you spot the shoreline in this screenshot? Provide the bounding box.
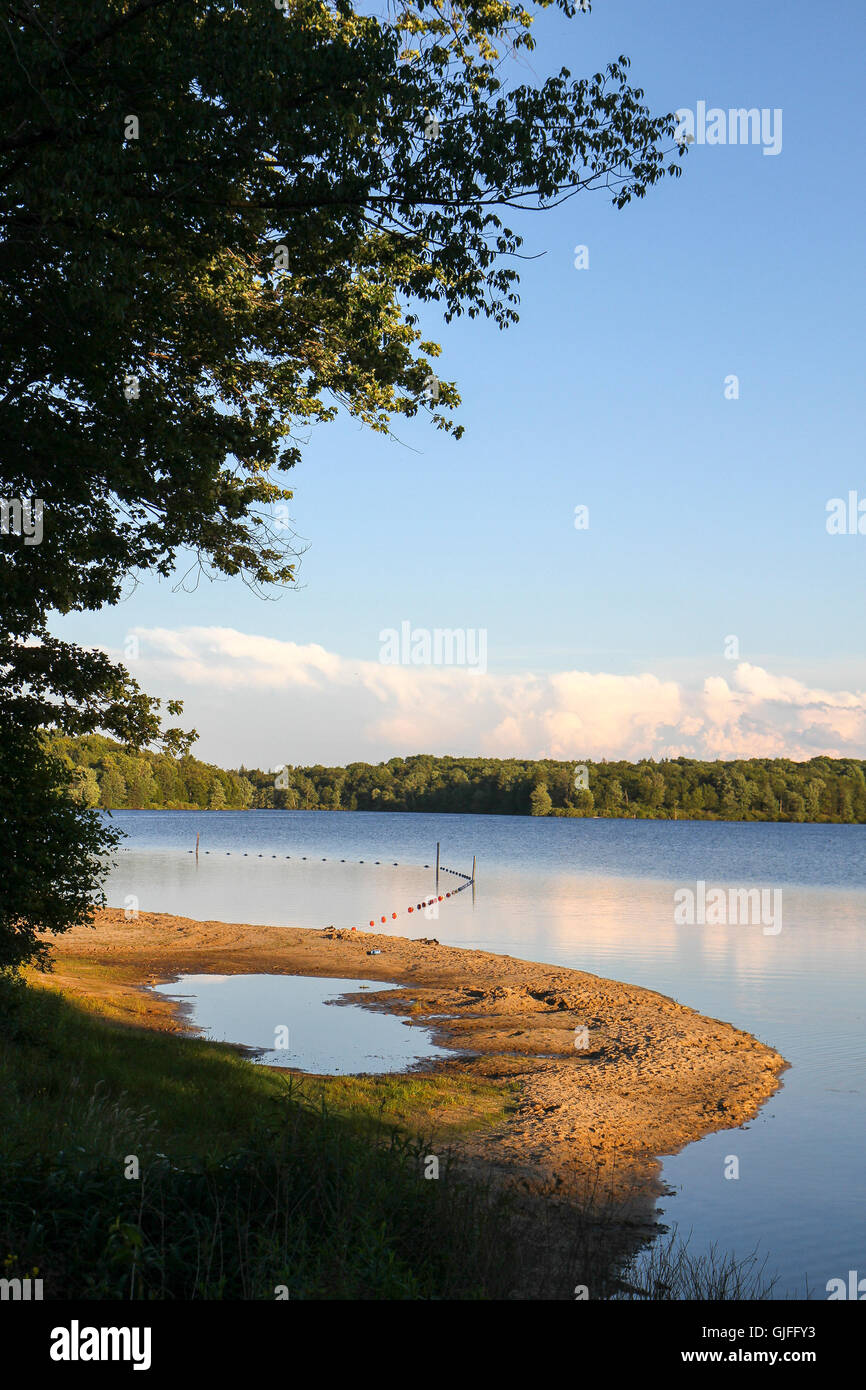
[102,806,862,823]
[45,908,788,1231]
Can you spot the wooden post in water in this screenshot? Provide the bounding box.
[435,841,440,889]
[472,854,476,883]
[195,832,200,861]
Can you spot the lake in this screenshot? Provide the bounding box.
[102,809,866,1299]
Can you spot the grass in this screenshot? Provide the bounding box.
[0,971,524,1299]
[612,1229,779,1300]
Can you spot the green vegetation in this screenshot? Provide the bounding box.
[0,729,121,970]
[48,733,255,811]
[614,1230,777,1302]
[55,735,866,822]
[0,974,518,1299]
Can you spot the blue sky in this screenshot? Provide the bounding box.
[52,0,866,767]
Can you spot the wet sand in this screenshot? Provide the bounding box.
[46,907,788,1229]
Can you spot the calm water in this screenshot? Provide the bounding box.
[103,810,866,1298]
[151,974,453,1074]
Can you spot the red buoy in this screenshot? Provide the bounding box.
[408,906,414,912]
[438,895,443,901]
[369,920,374,926]
[392,912,397,919]
[381,916,386,923]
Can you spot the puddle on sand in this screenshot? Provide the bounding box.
[151,973,455,1075]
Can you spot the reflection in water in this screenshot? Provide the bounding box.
[152,973,454,1074]
[106,810,866,1299]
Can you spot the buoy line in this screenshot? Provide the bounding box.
[181,844,474,932]
[363,878,472,932]
[183,850,470,878]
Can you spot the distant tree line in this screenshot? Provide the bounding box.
[47,735,253,811]
[51,737,866,822]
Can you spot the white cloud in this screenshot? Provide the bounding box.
[694,665,866,760]
[117,626,866,766]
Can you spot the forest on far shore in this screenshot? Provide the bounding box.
[48,735,866,823]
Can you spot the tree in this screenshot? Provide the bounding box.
[529,783,553,817]
[69,766,102,809]
[0,722,120,971]
[0,0,683,969]
[125,756,159,809]
[230,773,255,810]
[208,778,227,810]
[99,760,128,810]
[638,768,665,809]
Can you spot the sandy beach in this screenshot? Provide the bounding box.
[45,907,788,1231]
